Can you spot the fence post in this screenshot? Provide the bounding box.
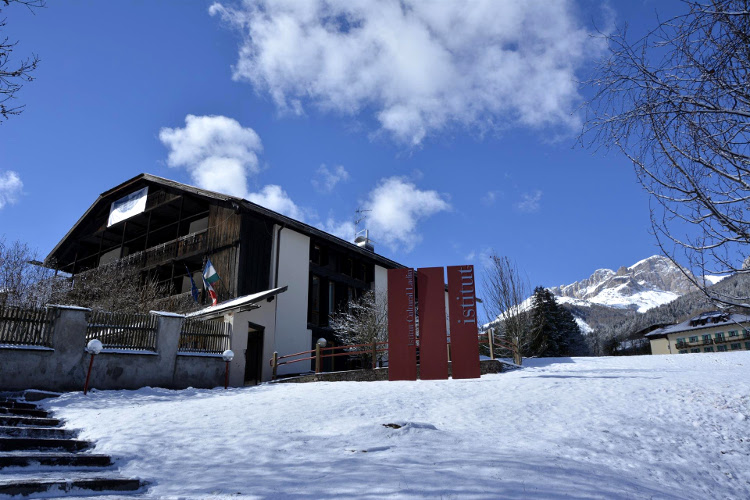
[315,343,321,374]
[371,340,377,369]
[271,352,278,381]
[446,342,451,363]
[487,331,495,360]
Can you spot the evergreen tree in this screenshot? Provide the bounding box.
[529,286,585,357]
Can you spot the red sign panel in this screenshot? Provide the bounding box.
[417,267,449,380]
[447,265,481,379]
[388,268,417,381]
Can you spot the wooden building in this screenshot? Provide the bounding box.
[46,174,404,379]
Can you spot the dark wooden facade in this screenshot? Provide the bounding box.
[47,174,402,312]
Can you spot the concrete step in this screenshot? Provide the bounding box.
[0,477,146,497]
[0,400,39,411]
[0,390,60,403]
[0,437,91,452]
[0,425,77,439]
[0,406,49,418]
[0,452,113,469]
[0,415,62,427]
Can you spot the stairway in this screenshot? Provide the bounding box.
[0,394,148,497]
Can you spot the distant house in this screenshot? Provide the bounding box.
[45,173,404,382]
[645,311,750,355]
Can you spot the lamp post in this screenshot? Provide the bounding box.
[222,349,234,389]
[83,339,103,395]
[315,338,327,374]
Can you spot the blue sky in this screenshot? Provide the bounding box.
[0,0,685,292]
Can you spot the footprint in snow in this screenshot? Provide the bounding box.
[382,422,438,431]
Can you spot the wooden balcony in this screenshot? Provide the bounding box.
[122,230,208,269]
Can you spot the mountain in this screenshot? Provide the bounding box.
[549,255,696,313]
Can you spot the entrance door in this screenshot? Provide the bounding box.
[244,324,265,386]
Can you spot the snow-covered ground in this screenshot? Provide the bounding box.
[37,354,750,499]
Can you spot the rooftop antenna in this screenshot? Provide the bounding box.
[354,208,375,252]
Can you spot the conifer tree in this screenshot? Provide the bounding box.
[529,286,584,357]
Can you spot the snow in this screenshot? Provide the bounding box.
[186,286,287,318]
[0,344,54,351]
[703,275,728,286]
[97,349,158,356]
[574,316,593,334]
[35,354,750,499]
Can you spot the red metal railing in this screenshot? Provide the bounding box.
[270,341,388,379]
[270,332,517,380]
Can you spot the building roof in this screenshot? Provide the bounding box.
[645,311,750,338]
[187,286,288,320]
[46,173,405,270]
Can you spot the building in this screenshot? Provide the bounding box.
[645,311,750,355]
[45,173,404,381]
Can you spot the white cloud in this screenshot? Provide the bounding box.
[364,177,450,251]
[210,0,602,145]
[247,184,304,220]
[0,171,22,209]
[322,217,356,242]
[516,190,543,213]
[312,164,349,193]
[481,190,502,207]
[159,114,263,197]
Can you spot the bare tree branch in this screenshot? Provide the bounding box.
[481,253,534,365]
[582,0,750,307]
[0,0,44,123]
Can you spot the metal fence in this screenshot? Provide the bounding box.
[179,318,231,354]
[86,311,158,351]
[0,305,55,347]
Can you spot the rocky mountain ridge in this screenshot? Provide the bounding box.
[549,255,696,313]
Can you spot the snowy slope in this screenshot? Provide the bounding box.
[37,353,750,499]
[550,255,694,313]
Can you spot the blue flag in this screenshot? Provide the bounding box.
[185,265,199,303]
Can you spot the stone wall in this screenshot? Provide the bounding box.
[0,306,226,392]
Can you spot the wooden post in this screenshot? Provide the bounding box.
[371,340,377,369]
[224,360,230,390]
[487,330,495,360]
[271,351,278,380]
[315,343,321,374]
[446,342,451,363]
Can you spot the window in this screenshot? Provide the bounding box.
[717,345,728,352]
[715,332,726,342]
[691,348,700,353]
[678,349,688,354]
[744,329,750,340]
[689,336,699,343]
[311,244,321,265]
[745,342,750,350]
[704,347,714,353]
[308,275,321,326]
[676,337,687,348]
[729,330,739,338]
[328,282,335,315]
[702,334,712,344]
[731,343,741,350]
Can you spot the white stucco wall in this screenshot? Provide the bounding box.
[274,228,311,375]
[374,265,388,296]
[227,299,279,384]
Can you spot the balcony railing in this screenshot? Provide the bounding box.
[122,230,207,268]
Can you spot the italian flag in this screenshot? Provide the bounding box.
[203,259,220,306]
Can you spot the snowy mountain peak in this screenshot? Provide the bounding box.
[550,255,695,313]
